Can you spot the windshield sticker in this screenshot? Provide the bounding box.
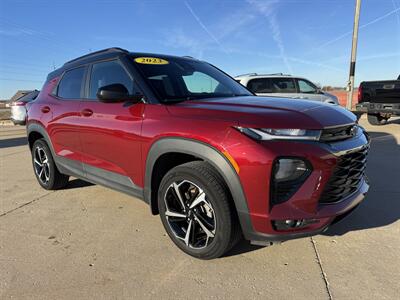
[134,57,169,65]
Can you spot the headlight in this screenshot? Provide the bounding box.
[235,127,321,141]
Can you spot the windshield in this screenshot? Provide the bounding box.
[131,56,252,103]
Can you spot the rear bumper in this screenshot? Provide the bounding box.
[356,102,400,115]
[10,106,27,125]
[11,118,26,125]
[242,177,369,243]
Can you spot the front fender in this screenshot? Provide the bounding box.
[144,137,254,236]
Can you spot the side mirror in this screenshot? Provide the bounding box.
[97,84,143,103]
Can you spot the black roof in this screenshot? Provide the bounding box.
[63,47,128,67]
[47,47,198,82]
[47,48,128,80]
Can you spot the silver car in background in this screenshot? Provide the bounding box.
[235,73,339,105]
[10,90,39,125]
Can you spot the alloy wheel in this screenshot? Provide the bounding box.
[163,180,216,249]
[33,146,50,185]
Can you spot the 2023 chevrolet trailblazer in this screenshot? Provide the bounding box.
[26,48,370,259]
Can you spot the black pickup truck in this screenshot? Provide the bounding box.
[356,75,400,125]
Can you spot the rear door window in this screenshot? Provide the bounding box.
[270,78,297,93]
[57,67,86,99]
[247,78,272,93]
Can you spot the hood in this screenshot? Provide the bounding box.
[323,91,339,100]
[166,96,356,129]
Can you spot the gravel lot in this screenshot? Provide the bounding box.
[0,116,399,299]
[0,109,11,121]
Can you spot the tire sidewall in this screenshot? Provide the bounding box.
[158,166,232,259]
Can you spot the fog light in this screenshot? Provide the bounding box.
[273,219,320,231]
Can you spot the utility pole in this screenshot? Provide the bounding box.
[346,0,362,110]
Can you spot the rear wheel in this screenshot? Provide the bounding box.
[32,139,69,190]
[158,161,241,259]
[367,113,389,125]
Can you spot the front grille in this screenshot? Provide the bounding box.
[319,146,368,204]
[320,124,358,142]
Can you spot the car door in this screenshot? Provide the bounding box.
[295,78,325,102]
[78,59,144,193]
[46,66,86,175]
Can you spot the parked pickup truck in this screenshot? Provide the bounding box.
[356,75,400,125]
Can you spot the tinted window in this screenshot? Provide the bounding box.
[270,78,296,93]
[247,78,272,93]
[132,56,251,102]
[89,60,134,99]
[57,67,85,99]
[298,79,317,94]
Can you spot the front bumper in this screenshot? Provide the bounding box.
[242,177,369,243]
[235,129,370,243]
[356,102,400,116]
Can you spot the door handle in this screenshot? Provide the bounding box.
[41,106,50,113]
[81,108,93,117]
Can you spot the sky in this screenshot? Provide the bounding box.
[0,0,399,99]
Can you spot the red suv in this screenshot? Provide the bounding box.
[27,48,370,259]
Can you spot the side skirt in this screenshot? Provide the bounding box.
[55,156,145,201]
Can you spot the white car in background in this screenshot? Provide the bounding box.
[10,90,39,125]
[235,73,339,105]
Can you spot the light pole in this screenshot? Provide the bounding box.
[346,0,362,110]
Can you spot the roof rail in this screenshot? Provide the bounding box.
[264,73,292,76]
[235,73,258,77]
[235,72,292,77]
[64,47,129,66]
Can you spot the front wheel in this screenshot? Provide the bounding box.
[158,161,241,259]
[367,113,389,125]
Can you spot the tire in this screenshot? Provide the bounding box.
[158,161,241,259]
[367,113,389,126]
[31,139,69,190]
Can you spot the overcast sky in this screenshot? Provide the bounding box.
[0,0,399,99]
